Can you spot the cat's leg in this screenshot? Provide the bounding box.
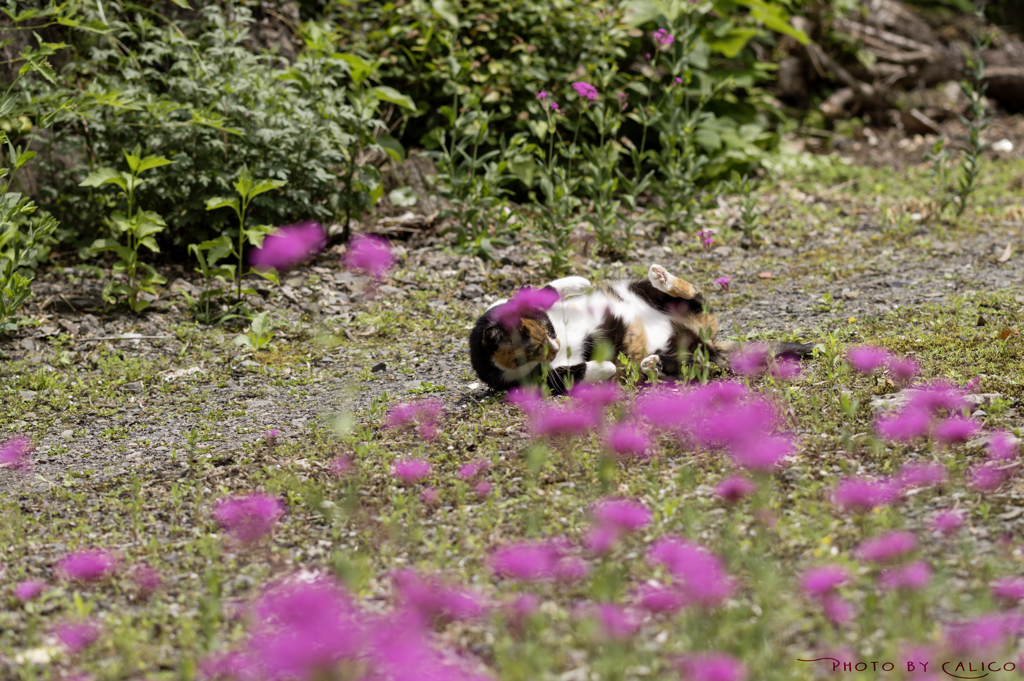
[640,354,661,373]
[546,361,616,394]
[545,276,591,298]
[648,264,699,299]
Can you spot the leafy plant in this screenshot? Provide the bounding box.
[924,137,954,216]
[951,23,991,219]
[724,170,762,242]
[80,146,171,313]
[182,238,243,326]
[233,311,275,352]
[204,165,286,303]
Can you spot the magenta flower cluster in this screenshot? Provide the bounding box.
[491,285,559,330]
[572,81,598,101]
[846,345,919,383]
[0,435,32,472]
[58,550,118,583]
[213,494,284,546]
[384,397,444,440]
[342,233,396,280]
[249,221,326,272]
[648,536,735,608]
[586,498,652,554]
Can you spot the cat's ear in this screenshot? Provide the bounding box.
[484,326,506,345]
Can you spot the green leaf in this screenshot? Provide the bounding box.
[205,196,240,213]
[339,53,374,86]
[123,148,141,173]
[388,186,418,207]
[376,135,405,163]
[169,0,192,7]
[79,168,127,191]
[234,165,254,199]
[138,156,172,173]
[708,28,758,58]
[738,0,810,44]
[509,157,536,187]
[249,268,279,285]
[244,224,275,248]
[431,0,460,27]
[13,151,36,169]
[247,179,287,201]
[370,86,416,111]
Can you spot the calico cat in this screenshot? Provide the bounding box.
[469,264,812,394]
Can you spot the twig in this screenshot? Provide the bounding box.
[75,335,173,344]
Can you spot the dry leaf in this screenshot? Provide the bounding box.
[999,329,1020,340]
[758,272,773,279]
[998,243,1012,263]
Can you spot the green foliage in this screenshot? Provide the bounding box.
[951,26,991,219]
[80,146,171,313]
[204,164,286,303]
[233,311,275,352]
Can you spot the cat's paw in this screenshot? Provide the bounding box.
[548,276,592,297]
[583,360,617,383]
[648,264,671,293]
[640,354,661,373]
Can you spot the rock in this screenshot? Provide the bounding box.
[120,381,144,394]
[371,362,387,373]
[461,284,485,299]
[285,276,304,287]
[900,108,941,135]
[239,360,262,369]
[19,390,36,400]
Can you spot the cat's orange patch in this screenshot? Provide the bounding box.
[665,273,698,299]
[624,317,648,362]
[492,319,550,370]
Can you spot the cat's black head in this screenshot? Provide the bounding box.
[469,308,559,390]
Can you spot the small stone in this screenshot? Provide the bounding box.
[461,284,485,299]
[121,381,144,394]
[371,362,387,373]
[285,276,304,287]
[239,360,262,369]
[60,430,74,439]
[19,390,37,400]
[758,272,773,279]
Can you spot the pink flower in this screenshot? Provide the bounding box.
[697,229,714,253]
[715,476,755,503]
[933,417,981,444]
[491,286,559,329]
[458,460,490,479]
[249,221,326,272]
[490,542,560,581]
[617,91,628,111]
[536,90,548,99]
[652,28,675,48]
[0,435,32,472]
[199,651,258,681]
[833,477,899,513]
[392,569,484,624]
[506,593,539,628]
[715,276,730,292]
[530,403,599,439]
[568,382,622,411]
[678,653,747,681]
[384,399,444,441]
[946,613,1024,655]
[54,618,102,653]
[555,557,590,584]
[593,499,652,532]
[878,561,931,591]
[605,422,650,459]
[420,486,440,505]
[648,537,734,606]
[636,584,688,614]
[212,494,284,546]
[550,101,559,111]
[265,429,279,447]
[847,346,892,373]
[771,357,801,381]
[342,233,395,280]
[876,409,931,441]
[392,458,432,484]
[931,509,965,536]
[572,81,598,101]
[14,579,46,601]
[896,462,947,490]
[730,343,770,377]
[856,531,916,563]
[330,455,353,477]
[586,525,618,554]
[886,356,919,383]
[507,386,543,413]
[595,603,639,640]
[991,577,1024,606]
[801,566,850,598]
[474,480,492,498]
[821,593,854,626]
[57,550,117,583]
[731,434,793,471]
[968,463,1005,491]
[132,564,163,598]
[987,431,1019,462]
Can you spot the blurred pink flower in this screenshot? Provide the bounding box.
[847,346,891,373]
[492,286,559,330]
[507,386,543,414]
[931,509,965,536]
[213,494,284,546]
[568,382,622,411]
[801,566,850,598]
[715,276,730,292]
[54,618,102,653]
[593,499,652,532]
[57,550,117,583]
[968,464,1005,491]
[731,435,793,471]
[856,531,916,563]
[605,422,650,459]
[771,357,801,381]
[133,564,163,598]
[992,577,1024,606]
[715,476,755,503]
[198,651,258,681]
[420,486,440,505]
[987,431,1019,462]
[505,593,539,632]
[14,579,46,601]
[474,480,492,499]
[384,398,444,441]
[250,221,326,272]
[896,462,947,490]
[586,525,618,554]
[265,429,279,447]
[530,403,599,439]
[833,477,899,513]
[946,612,1024,655]
[555,557,590,584]
[595,603,640,640]
[652,28,675,48]
[636,584,688,614]
[490,542,561,582]
[392,569,484,624]
[876,409,931,442]
[459,459,490,480]
[821,593,854,626]
[878,561,931,591]
[730,343,770,377]
[572,81,598,101]
[392,458,432,484]
[886,356,919,384]
[330,455,353,477]
[342,233,395,280]
[536,90,548,100]
[697,229,714,253]
[0,435,32,472]
[678,652,747,681]
[648,537,734,606]
[933,417,981,444]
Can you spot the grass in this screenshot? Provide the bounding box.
[1,157,1023,679]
